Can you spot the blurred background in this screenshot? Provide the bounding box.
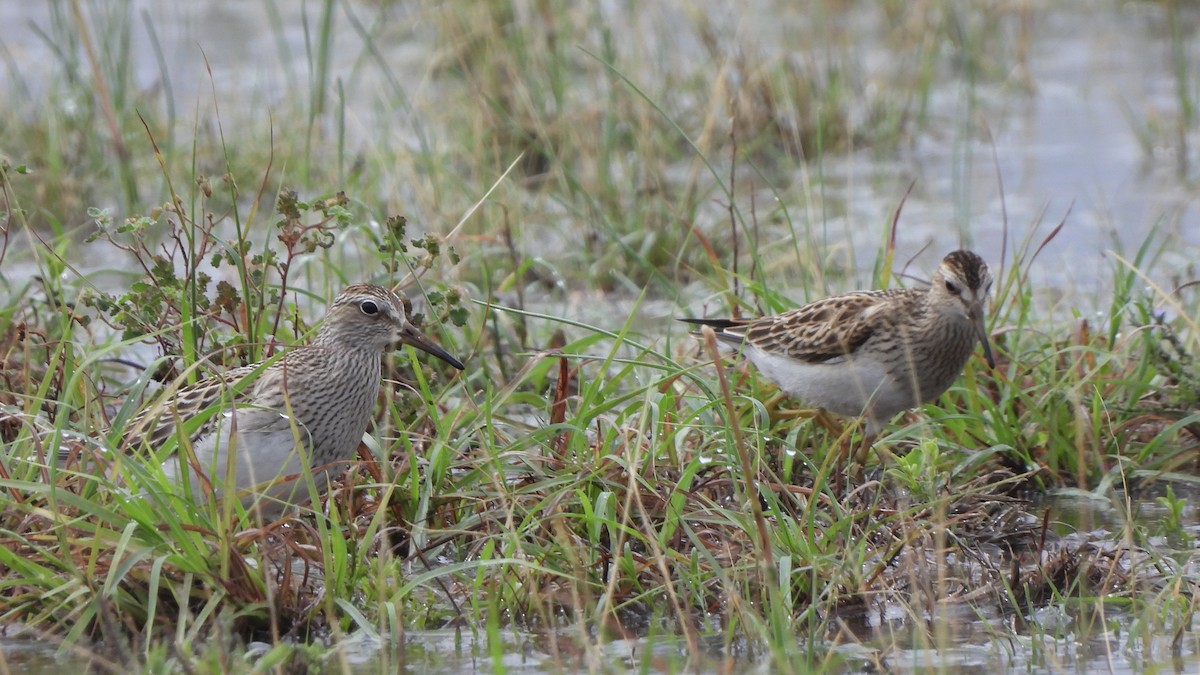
[1,0,1197,319]
[3,4,1200,671]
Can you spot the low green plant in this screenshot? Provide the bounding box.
[1,1,1199,673]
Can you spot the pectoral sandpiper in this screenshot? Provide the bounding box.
[682,250,995,442]
[111,284,464,515]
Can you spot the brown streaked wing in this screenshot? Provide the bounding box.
[119,363,262,453]
[743,289,914,363]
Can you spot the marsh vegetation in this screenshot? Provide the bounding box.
[1,1,1198,673]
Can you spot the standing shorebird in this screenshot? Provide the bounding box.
[111,284,464,516]
[682,250,995,445]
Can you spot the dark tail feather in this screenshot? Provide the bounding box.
[677,317,748,345]
[677,317,742,330]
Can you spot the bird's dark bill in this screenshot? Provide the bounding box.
[399,325,465,370]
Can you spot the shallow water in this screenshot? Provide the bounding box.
[0,631,114,674]
[2,1,1199,672]
[1,1,1197,304]
[4,491,1199,675]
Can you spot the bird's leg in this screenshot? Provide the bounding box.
[830,419,880,494]
[771,402,845,432]
[832,433,850,496]
[822,413,858,496]
[851,432,878,468]
[771,404,856,493]
[762,390,787,412]
[812,408,844,435]
[764,391,817,420]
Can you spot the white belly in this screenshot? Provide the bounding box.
[743,346,913,434]
[160,410,340,517]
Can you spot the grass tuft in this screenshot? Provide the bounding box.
[1,1,1198,672]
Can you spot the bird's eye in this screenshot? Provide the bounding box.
[944,280,961,295]
[360,300,379,315]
